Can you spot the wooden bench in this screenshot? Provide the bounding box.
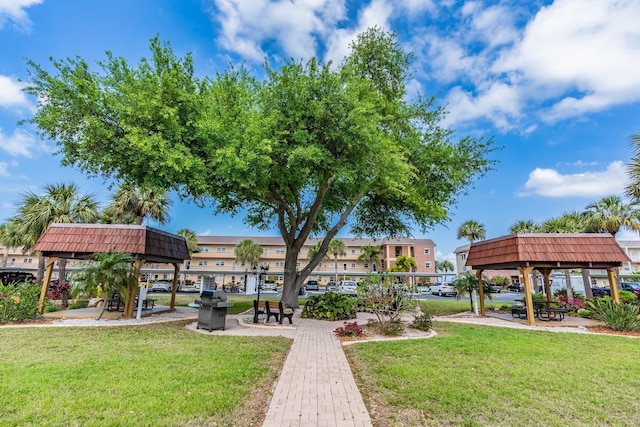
[273,301,294,325]
[254,300,279,323]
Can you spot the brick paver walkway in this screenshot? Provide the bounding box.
[262,317,372,427]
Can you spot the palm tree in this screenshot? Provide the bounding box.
[509,220,541,234]
[9,183,99,305]
[452,271,491,312]
[357,244,382,272]
[328,239,347,282]
[435,260,454,282]
[389,255,417,291]
[625,133,640,199]
[103,183,170,225]
[235,239,264,291]
[583,195,640,237]
[457,220,486,243]
[176,228,199,287]
[70,251,135,320]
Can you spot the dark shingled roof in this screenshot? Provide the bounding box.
[33,224,189,264]
[465,233,630,270]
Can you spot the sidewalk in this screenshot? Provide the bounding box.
[261,315,372,427]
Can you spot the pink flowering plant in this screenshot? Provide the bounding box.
[333,321,363,337]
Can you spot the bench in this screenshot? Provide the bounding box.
[538,307,568,321]
[274,301,294,325]
[254,300,279,323]
[511,305,527,318]
[135,297,156,310]
[106,294,125,312]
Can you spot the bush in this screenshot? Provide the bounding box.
[0,282,41,323]
[618,290,637,304]
[44,305,60,313]
[68,299,89,310]
[410,312,432,331]
[577,309,591,318]
[557,295,587,312]
[588,298,640,332]
[379,321,404,336]
[301,292,357,321]
[333,321,363,337]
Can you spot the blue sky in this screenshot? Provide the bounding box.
[1,0,640,263]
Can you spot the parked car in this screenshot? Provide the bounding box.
[260,281,278,292]
[338,280,358,295]
[430,282,457,297]
[621,282,640,298]
[507,283,522,292]
[305,280,319,291]
[179,282,199,292]
[326,281,338,291]
[490,284,502,293]
[151,280,173,292]
[591,286,611,297]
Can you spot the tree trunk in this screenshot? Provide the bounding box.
[36,253,46,283]
[564,269,574,303]
[281,247,306,308]
[2,247,7,268]
[58,258,69,307]
[96,295,107,320]
[582,269,593,298]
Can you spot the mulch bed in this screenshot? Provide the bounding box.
[586,326,640,337]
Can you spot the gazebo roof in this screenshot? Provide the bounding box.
[465,233,630,270]
[32,224,189,264]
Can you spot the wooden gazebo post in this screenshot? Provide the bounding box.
[475,269,485,315]
[38,257,58,314]
[607,268,620,304]
[519,266,536,326]
[170,262,180,310]
[539,268,553,302]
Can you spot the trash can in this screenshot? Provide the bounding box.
[197,290,234,331]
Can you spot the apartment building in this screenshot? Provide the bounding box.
[0,235,437,286]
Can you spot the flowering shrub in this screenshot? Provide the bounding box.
[557,295,587,312]
[47,280,70,300]
[0,282,41,323]
[333,321,363,337]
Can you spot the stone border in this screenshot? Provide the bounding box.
[340,328,437,346]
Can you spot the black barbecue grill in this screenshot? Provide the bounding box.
[197,290,234,331]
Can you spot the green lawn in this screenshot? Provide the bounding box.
[345,322,640,426]
[0,321,290,426]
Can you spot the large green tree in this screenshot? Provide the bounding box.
[509,220,541,234]
[25,29,494,307]
[583,195,640,237]
[7,183,99,305]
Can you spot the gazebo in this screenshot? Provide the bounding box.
[465,233,631,325]
[32,224,190,318]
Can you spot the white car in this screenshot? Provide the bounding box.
[151,280,173,292]
[430,282,457,297]
[260,282,278,292]
[338,280,358,295]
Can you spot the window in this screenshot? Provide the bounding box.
[275,261,284,267]
[276,248,285,254]
[343,263,347,271]
[461,253,467,260]
[24,258,33,264]
[364,263,369,268]
[215,261,225,266]
[10,258,16,265]
[216,247,226,252]
[424,262,431,269]
[296,262,301,267]
[424,248,430,255]
[198,260,208,266]
[330,262,336,268]
[351,263,356,268]
[200,247,209,252]
[351,249,356,254]
[395,246,402,256]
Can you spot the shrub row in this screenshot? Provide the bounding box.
[0,282,41,323]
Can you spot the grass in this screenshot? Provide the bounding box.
[345,322,640,426]
[415,299,475,316]
[0,321,290,426]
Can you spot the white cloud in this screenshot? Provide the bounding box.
[519,160,628,198]
[0,128,47,157]
[0,0,42,30]
[435,250,456,264]
[0,161,8,176]
[0,75,32,110]
[212,0,347,62]
[617,229,640,241]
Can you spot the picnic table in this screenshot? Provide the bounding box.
[512,298,568,321]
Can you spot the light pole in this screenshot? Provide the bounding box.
[253,264,269,324]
